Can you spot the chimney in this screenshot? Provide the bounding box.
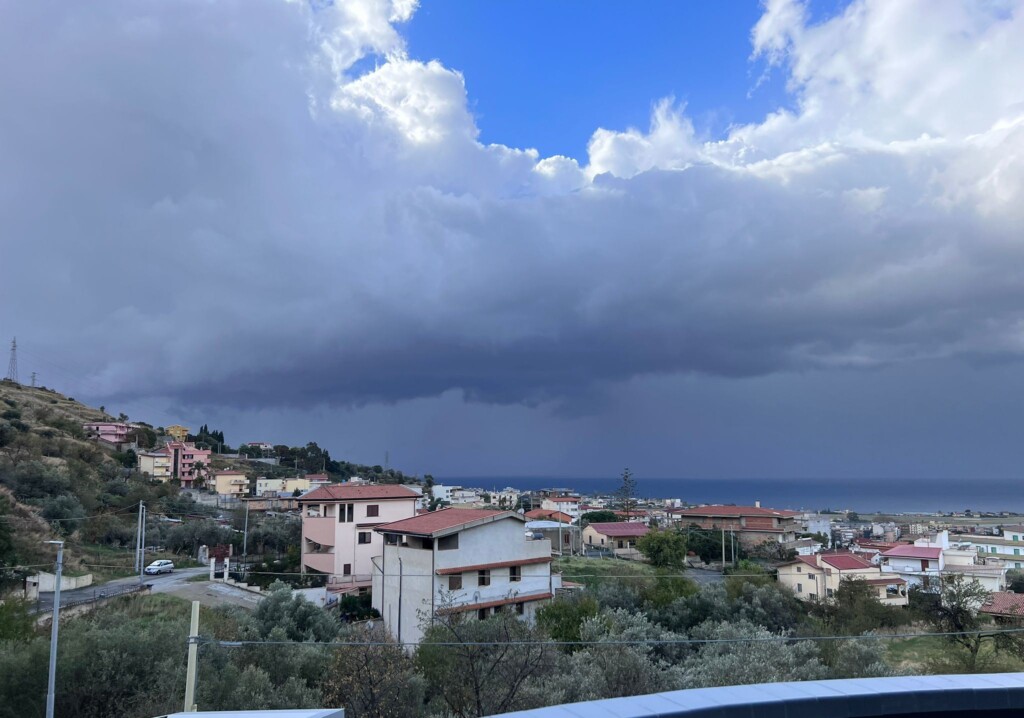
[755,500,761,508]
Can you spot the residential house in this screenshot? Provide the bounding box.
[137,448,172,481]
[165,424,190,442]
[214,470,250,498]
[256,476,312,496]
[82,422,136,451]
[881,531,1007,591]
[953,525,1024,570]
[371,508,560,645]
[304,474,332,489]
[540,496,581,521]
[525,520,580,555]
[668,504,800,546]
[582,522,650,559]
[164,441,212,488]
[782,537,823,556]
[777,553,908,605]
[245,441,275,452]
[525,508,573,524]
[980,592,1024,621]
[298,484,420,593]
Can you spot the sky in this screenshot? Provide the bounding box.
[2,0,1024,480]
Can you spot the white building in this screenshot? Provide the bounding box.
[953,525,1024,570]
[540,496,581,521]
[881,531,1007,591]
[371,508,561,645]
[298,484,420,593]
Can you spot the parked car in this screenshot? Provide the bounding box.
[144,560,174,575]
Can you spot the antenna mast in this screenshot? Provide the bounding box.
[5,338,17,384]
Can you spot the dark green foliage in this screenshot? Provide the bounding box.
[536,594,600,646]
[41,495,86,533]
[580,510,619,524]
[336,593,379,622]
[249,582,340,642]
[1007,569,1024,593]
[418,611,555,717]
[0,598,34,642]
[811,578,912,635]
[637,529,687,568]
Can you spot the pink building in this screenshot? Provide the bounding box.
[298,484,420,594]
[165,441,212,488]
[83,422,132,448]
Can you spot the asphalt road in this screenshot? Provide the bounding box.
[36,566,208,611]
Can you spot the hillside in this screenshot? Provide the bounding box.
[0,380,198,582]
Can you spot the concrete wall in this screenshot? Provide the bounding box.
[29,572,93,593]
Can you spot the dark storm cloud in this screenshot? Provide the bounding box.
[2,0,1024,421]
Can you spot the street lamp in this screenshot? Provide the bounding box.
[45,540,64,718]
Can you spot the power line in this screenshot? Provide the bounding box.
[195,625,1024,650]
[5,337,17,384]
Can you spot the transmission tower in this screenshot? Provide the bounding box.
[5,338,17,384]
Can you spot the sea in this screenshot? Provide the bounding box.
[441,476,1024,515]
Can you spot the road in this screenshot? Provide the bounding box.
[36,566,263,611]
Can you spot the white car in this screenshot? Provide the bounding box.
[144,560,174,575]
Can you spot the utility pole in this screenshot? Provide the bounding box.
[731,530,736,567]
[31,371,37,387]
[138,503,147,583]
[721,527,726,567]
[241,499,250,570]
[183,600,200,712]
[45,540,64,718]
[5,337,17,384]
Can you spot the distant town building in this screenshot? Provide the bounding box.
[953,525,1024,570]
[165,424,190,442]
[540,496,581,521]
[582,522,649,559]
[525,509,573,524]
[298,484,420,594]
[668,504,800,546]
[137,449,172,481]
[881,531,1007,591]
[371,508,560,645]
[213,470,249,498]
[245,441,275,452]
[82,422,136,451]
[164,441,211,488]
[777,553,908,605]
[256,476,311,496]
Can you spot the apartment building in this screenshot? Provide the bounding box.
[165,441,212,488]
[953,525,1024,570]
[881,531,1006,591]
[371,508,560,645]
[540,496,581,521]
[256,476,311,496]
[214,470,249,497]
[668,504,800,546]
[165,424,189,442]
[299,484,420,593]
[82,422,132,448]
[137,449,172,481]
[777,553,908,606]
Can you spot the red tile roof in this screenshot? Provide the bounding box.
[671,505,799,518]
[981,591,1024,617]
[545,497,580,503]
[882,545,942,560]
[299,484,420,502]
[526,509,573,523]
[820,554,874,571]
[586,522,650,538]
[374,508,514,536]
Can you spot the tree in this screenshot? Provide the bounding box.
[536,594,600,646]
[249,582,339,642]
[417,608,554,717]
[811,578,912,635]
[615,468,637,517]
[636,529,687,568]
[1007,569,1024,593]
[847,511,860,522]
[923,573,1024,671]
[681,620,828,687]
[580,510,619,525]
[321,624,425,718]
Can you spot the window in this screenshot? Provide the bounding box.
[796,566,802,573]
[438,534,459,550]
[449,575,463,591]
[796,583,803,593]
[358,532,371,544]
[1017,562,1021,569]
[1015,548,1020,556]
[809,593,818,600]
[343,563,351,576]
[1015,535,1020,541]
[515,602,525,615]
[478,569,490,587]
[826,588,834,597]
[366,504,379,518]
[478,608,488,621]
[617,540,624,549]
[510,566,521,582]
[384,533,400,545]
[338,504,354,523]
